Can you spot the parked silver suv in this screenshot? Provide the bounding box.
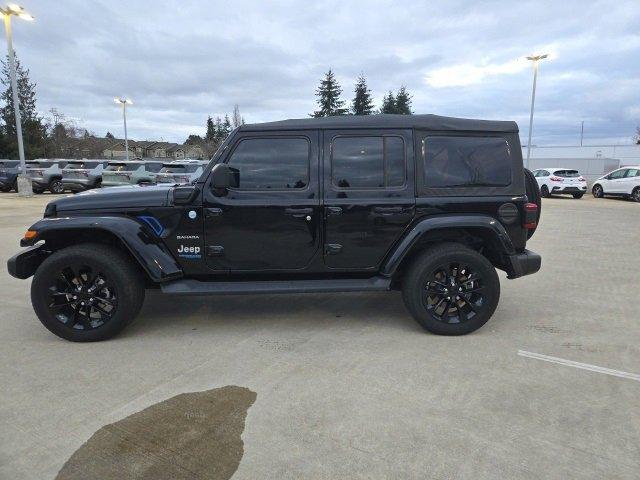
[0,160,21,192]
[154,159,206,185]
[26,160,68,194]
[101,161,163,187]
[62,160,108,192]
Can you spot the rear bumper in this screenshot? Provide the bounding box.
[506,249,541,279]
[7,244,50,279]
[552,185,587,193]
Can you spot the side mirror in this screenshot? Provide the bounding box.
[173,186,199,205]
[211,163,239,190]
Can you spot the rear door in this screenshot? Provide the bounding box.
[322,129,415,270]
[622,168,640,194]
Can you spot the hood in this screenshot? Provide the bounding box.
[50,184,173,213]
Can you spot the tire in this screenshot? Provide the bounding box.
[402,243,500,335]
[632,187,640,203]
[31,243,145,342]
[523,169,541,239]
[592,184,604,198]
[572,193,584,199]
[49,178,64,194]
[540,185,550,198]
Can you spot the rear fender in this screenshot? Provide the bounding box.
[380,215,515,277]
[18,216,183,282]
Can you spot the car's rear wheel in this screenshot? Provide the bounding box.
[572,193,584,199]
[402,243,500,335]
[632,187,640,203]
[31,243,145,342]
[592,184,604,198]
[540,185,550,198]
[49,178,64,194]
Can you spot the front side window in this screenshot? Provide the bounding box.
[422,136,512,188]
[331,136,405,189]
[227,137,309,190]
[145,163,164,173]
[609,169,626,179]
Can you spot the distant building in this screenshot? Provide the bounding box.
[102,140,206,160]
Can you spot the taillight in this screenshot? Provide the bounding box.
[578,176,585,182]
[550,176,563,182]
[524,202,538,229]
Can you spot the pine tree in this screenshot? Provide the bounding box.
[205,116,215,142]
[394,86,413,115]
[105,131,114,139]
[351,75,374,115]
[380,91,397,114]
[222,114,232,137]
[0,53,45,158]
[213,116,223,142]
[312,69,347,117]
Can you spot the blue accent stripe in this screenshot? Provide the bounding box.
[137,216,164,236]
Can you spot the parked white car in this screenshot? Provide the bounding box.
[591,166,640,202]
[532,168,588,199]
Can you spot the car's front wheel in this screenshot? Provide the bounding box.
[49,178,64,194]
[31,243,145,342]
[402,243,500,335]
[592,184,604,198]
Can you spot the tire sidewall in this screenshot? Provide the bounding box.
[31,246,143,341]
[403,245,500,335]
[633,188,640,203]
[592,184,603,198]
[540,185,550,197]
[49,179,64,194]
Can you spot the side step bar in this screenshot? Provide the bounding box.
[160,276,392,295]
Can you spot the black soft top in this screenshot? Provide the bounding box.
[240,114,518,133]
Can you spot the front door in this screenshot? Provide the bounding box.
[322,129,415,270]
[606,168,627,193]
[203,131,321,272]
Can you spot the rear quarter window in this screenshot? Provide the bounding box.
[422,136,512,188]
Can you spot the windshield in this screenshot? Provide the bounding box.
[555,169,580,178]
[159,165,199,174]
[105,163,141,171]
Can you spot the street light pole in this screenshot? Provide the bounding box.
[1,4,34,196]
[525,54,548,169]
[114,97,133,161]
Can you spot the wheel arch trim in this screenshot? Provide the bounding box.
[380,215,515,277]
[18,216,183,282]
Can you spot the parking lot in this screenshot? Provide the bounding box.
[0,193,638,479]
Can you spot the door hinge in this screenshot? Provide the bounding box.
[324,244,342,255]
[206,245,224,256]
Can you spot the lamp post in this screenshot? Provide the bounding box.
[114,97,133,161]
[1,3,34,196]
[525,54,548,169]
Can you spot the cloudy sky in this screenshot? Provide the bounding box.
[11,0,640,145]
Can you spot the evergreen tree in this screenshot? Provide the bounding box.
[0,53,45,158]
[185,134,203,145]
[213,116,223,142]
[222,114,232,137]
[105,131,115,139]
[394,86,413,115]
[380,91,397,114]
[205,115,215,141]
[351,75,374,115]
[312,69,347,117]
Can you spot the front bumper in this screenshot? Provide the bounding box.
[7,244,50,279]
[506,249,541,279]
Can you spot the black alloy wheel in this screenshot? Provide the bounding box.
[632,188,640,203]
[423,262,486,325]
[31,243,145,341]
[540,185,550,198]
[46,263,118,331]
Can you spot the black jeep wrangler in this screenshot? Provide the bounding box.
[8,115,541,342]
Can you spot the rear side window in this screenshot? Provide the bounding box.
[331,136,405,188]
[422,136,512,188]
[625,168,639,177]
[227,137,309,190]
[106,163,142,171]
[145,163,164,173]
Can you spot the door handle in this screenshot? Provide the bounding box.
[326,206,342,216]
[285,207,313,218]
[373,206,404,214]
[205,207,223,218]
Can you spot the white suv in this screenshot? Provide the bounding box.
[532,168,588,199]
[592,166,640,202]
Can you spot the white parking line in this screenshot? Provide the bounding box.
[517,350,640,382]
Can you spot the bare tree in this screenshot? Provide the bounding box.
[232,104,244,128]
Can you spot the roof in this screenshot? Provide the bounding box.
[240,114,518,133]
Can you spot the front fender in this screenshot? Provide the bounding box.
[380,215,515,277]
[18,216,183,282]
